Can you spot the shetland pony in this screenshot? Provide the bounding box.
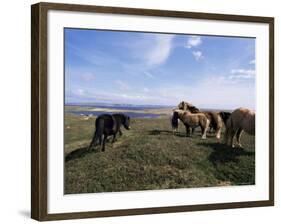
[87,113,130,152]
[172,109,210,139]
[224,108,255,148]
[178,101,223,139]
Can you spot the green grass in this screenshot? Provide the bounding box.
[64,113,255,194]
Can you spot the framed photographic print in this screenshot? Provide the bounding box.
[31,2,274,221]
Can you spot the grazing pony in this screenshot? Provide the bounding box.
[172,109,210,139]
[87,113,130,152]
[224,108,255,148]
[178,101,223,139]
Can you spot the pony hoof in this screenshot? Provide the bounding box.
[202,136,207,139]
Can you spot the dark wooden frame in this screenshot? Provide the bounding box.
[31,2,274,221]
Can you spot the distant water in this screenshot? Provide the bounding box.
[67,110,164,119]
[66,104,171,111]
[65,103,170,118]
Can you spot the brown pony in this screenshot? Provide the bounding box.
[172,109,210,139]
[206,112,223,139]
[224,108,255,148]
[178,101,223,139]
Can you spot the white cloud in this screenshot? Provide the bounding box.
[143,71,154,78]
[249,59,255,64]
[115,80,130,90]
[143,87,150,92]
[229,74,253,79]
[131,78,254,109]
[185,36,202,48]
[144,35,174,67]
[230,69,255,79]
[67,74,255,109]
[75,88,85,96]
[66,42,121,67]
[80,72,95,82]
[185,36,204,61]
[192,51,203,61]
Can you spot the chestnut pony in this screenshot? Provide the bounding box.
[224,108,255,148]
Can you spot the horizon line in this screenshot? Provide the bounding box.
[65,102,254,111]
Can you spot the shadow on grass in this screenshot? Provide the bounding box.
[197,142,255,164]
[65,146,99,162]
[197,142,255,185]
[147,129,188,137]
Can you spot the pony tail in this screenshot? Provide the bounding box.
[94,119,105,145]
[226,115,233,130]
[210,113,218,130]
[88,117,102,151]
[171,112,179,129]
[206,118,210,129]
[224,115,233,144]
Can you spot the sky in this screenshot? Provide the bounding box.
[64,28,256,110]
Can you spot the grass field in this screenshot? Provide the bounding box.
[64,111,255,194]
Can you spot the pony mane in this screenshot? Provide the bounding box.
[178,101,200,113]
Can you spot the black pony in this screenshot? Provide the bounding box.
[87,113,130,152]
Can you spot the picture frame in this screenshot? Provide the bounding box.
[31,2,274,221]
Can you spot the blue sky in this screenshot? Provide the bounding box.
[65,28,255,110]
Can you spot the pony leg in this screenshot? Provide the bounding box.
[112,134,116,143]
[231,130,237,148]
[225,127,234,146]
[185,125,191,137]
[202,126,208,139]
[215,128,221,140]
[202,119,210,139]
[173,127,179,135]
[202,130,207,139]
[98,134,102,145]
[236,128,243,148]
[88,131,98,151]
[192,127,196,134]
[87,137,95,151]
[200,126,204,135]
[101,135,107,152]
[224,127,229,145]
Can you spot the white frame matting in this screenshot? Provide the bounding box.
[47,10,270,214]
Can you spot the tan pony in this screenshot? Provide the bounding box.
[172,109,210,139]
[224,108,255,148]
[178,101,223,139]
